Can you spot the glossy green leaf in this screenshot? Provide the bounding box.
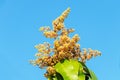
[48,59,98,80]
[89,69,98,80]
[54,59,85,80]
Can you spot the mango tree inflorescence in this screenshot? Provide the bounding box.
[30,8,101,80]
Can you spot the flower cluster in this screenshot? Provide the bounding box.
[80,48,101,63]
[30,8,101,78]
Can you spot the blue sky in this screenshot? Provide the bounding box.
[0,0,120,80]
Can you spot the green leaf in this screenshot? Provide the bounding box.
[48,59,98,80]
[54,59,85,80]
[89,69,98,80]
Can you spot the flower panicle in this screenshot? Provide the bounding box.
[30,8,101,77]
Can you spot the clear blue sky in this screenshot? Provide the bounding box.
[0,0,120,80]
